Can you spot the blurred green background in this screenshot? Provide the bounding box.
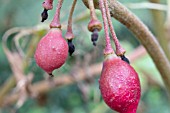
[0,0,170,113]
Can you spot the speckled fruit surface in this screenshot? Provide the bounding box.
[35,28,68,74]
[99,54,141,113]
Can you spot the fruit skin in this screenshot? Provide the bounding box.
[35,28,68,74]
[99,54,141,113]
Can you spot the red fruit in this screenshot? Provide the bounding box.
[99,54,141,113]
[35,28,68,74]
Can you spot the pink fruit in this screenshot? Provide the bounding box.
[35,28,68,74]
[99,54,141,113]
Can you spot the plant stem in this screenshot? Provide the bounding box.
[65,0,77,40]
[0,76,15,106]
[88,0,97,20]
[103,0,125,56]
[50,0,63,28]
[65,0,77,56]
[165,0,170,59]
[99,0,114,55]
[108,0,170,96]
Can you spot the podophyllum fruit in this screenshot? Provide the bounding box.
[35,28,68,74]
[99,54,141,113]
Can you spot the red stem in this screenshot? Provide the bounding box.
[99,0,114,55]
[104,0,125,56]
[50,0,63,28]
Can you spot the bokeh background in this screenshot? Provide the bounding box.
[0,0,170,113]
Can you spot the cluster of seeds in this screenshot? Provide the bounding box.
[34,0,141,112]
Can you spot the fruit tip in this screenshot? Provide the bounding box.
[121,55,130,64]
[68,40,75,56]
[91,29,99,46]
[41,8,48,22]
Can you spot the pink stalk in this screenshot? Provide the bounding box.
[99,0,114,55]
[103,0,126,56]
[50,0,64,28]
[65,0,77,56]
[65,0,77,40]
[88,0,97,20]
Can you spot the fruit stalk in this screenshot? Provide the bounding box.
[50,0,64,28]
[103,0,129,63]
[103,0,125,56]
[99,0,114,55]
[88,0,97,20]
[65,0,77,56]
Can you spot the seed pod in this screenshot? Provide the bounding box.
[35,28,68,75]
[99,54,141,113]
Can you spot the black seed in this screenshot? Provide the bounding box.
[121,55,130,64]
[41,9,48,22]
[91,29,99,46]
[68,40,75,56]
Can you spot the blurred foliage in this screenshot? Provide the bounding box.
[0,0,170,113]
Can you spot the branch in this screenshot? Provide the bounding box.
[108,0,170,95]
[126,2,167,11]
[164,0,170,49]
[2,63,102,107]
[149,0,170,61]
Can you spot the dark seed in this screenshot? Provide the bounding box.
[121,55,130,64]
[41,9,48,22]
[91,29,99,46]
[68,40,75,56]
